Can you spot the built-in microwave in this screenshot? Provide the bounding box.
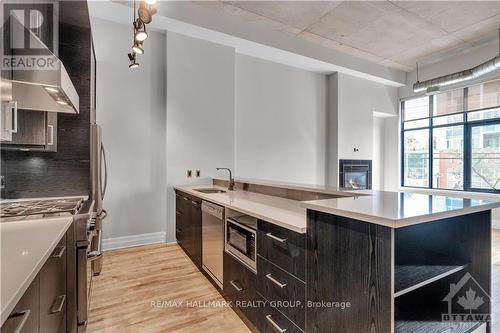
[225,215,257,272]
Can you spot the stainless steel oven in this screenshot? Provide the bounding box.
[225,215,257,272]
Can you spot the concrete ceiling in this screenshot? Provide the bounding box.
[193,1,500,72]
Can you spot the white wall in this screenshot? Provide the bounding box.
[166,32,235,242]
[326,74,339,187]
[337,73,398,160]
[91,18,167,241]
[327,72,398,187]
[235,54,327,185]
[373,116,385,190]
[383,116,400,191]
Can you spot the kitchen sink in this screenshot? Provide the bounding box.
[195,188,227,194]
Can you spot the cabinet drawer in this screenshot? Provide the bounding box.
[40,236,67,333]
[223,252,257,320]
[257,220,306,281]
[257,256,305,329]
[255,294,303,333]
[1,275,40,333]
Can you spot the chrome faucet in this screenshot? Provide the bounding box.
[216,167,234,191]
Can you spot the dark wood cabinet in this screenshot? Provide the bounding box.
[190,199,202,267]
[45,112,57,152]
[175,194,186,248]
[223,252,257,320]
[1,275,40,333]
[257,220,306,281]
[39,236,67,333]
[10,110,46,146]
[180,195,191,254]
[254,294,303,333]
[2,111,58,152]
[1,227,70,333]
[257,256,305,329]
[257,219,306,332]
[175,191,202,268]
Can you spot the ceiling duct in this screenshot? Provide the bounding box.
[413,30,500,93]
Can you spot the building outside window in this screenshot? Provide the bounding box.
[401,79,500,193]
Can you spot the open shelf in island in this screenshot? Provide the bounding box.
[395,320,484,333]
[395,263,468,298]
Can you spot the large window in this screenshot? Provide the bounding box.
[401,79,500,193]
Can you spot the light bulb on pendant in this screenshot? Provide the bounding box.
[135,30,147,42]
[128,53,139,69]
[132,42,144,55]
[134,19,148,42]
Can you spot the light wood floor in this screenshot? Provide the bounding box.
[88,231,500,333]
[86,243,250,333]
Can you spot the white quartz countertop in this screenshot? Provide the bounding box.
[302,191,500,228]
[178,179,500,231]
[175,185,306,233]
[0,217,73,325]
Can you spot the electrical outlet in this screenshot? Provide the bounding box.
[187,170,192,178]
[196,170,201,178]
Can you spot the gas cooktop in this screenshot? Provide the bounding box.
[0,197,84,221]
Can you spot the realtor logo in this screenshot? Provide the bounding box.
[442,272,491,322]
[1,1,58,70]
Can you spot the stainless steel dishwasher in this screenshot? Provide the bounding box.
[202,201,224,288]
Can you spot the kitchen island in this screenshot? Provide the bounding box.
[176,179,500,333]
[303,192,499,333]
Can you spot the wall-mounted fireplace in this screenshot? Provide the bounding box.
[339,160,372,190]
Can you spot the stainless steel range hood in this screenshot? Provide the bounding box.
[11,60,80,114]
[6,11,79,114]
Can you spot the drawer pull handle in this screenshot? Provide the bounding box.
[176,228,182,233]
[50,245,66,259]
[230,280,244,292]
[265,314,287,333]
[266,233,287,243]
[50,295,66,314]
[266,273,287,288]
[6,309,30,333]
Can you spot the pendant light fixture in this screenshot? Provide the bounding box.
[128,0,156,69]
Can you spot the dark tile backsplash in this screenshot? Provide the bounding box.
[0,2,92,199]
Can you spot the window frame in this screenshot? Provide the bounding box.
[400,84,500,194]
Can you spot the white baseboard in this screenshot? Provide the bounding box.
[102,232,167,251]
